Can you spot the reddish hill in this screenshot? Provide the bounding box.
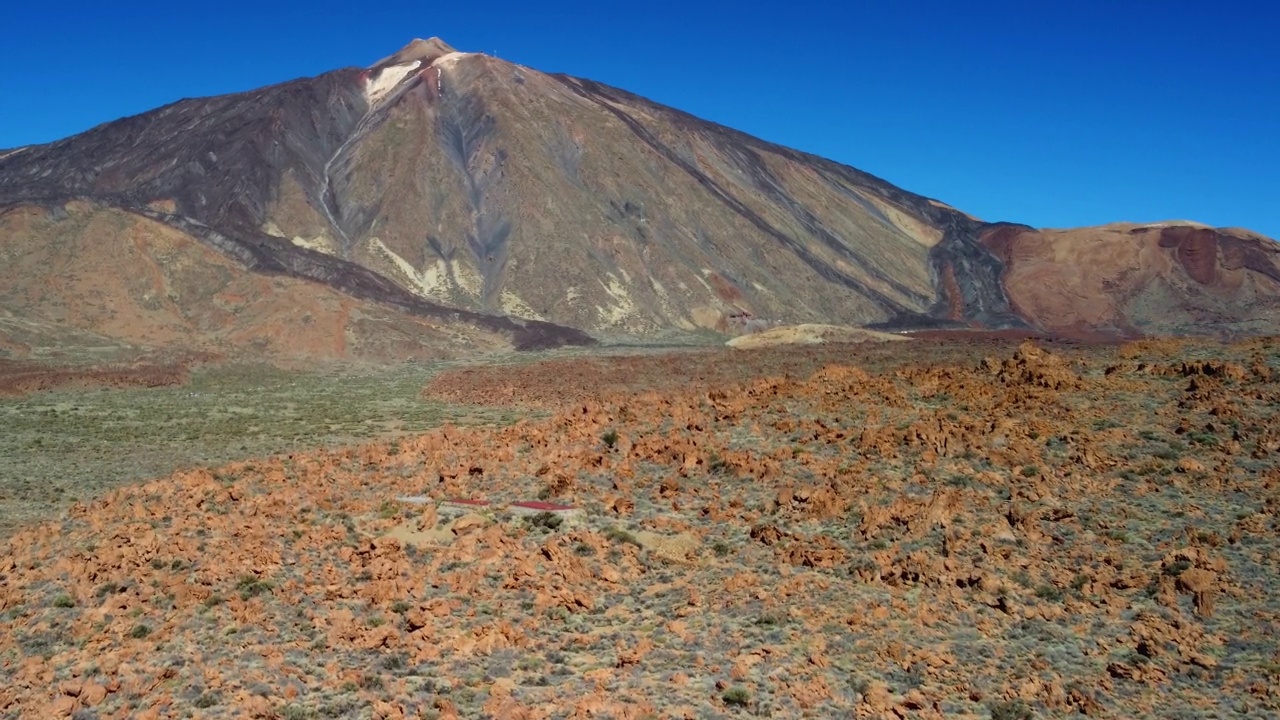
[981,223,1280,338]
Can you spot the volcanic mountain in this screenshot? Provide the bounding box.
[1,38,1276,361]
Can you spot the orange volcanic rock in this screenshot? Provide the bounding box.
[0,338,1277,716]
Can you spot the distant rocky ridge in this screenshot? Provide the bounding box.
[0,38,1276,361]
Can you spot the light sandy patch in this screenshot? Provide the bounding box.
[432,52,477,70]
[384,519,457,549]
[634,531,701,564]
[595,273,639,326]
[499,291,544,320]
[366,61,421,103]
[727,324,909,349]
[650,277,668,299]
[647,276,681,321]
[1133,220,1213,230]
[0,147,28,161]
[858,190,943,247]
[690,306,723,330]
[289,234,335,254]
[451,259,482,298]
[927,198,981,221]
[370,238,453,299]
[693,272,715,294]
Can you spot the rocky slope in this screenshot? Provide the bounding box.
[2,338,1278,718]
[2,38,1274,357]
[982,223,1280,338]
[0,202,531,363]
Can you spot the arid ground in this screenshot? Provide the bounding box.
[2,336,1279,719]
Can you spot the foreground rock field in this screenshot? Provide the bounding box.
[2,337,1278,718]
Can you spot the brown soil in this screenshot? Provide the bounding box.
[0,358,199,397]
[2,338,1278,718]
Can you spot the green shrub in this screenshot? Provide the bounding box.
[236,575,273,600]
[52,594,75,608]
[707,453,732,476]
[601,429,619,449]
[989,699,1034,720]
[277,705,317,720]
[722,687,751,707]
[605,527,640,546]
[1035,585,1064,602]
[527,512,563,532]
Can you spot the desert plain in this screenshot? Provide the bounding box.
[1,334,1278,719]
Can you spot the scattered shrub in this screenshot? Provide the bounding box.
[989,699,1035,720]
[236,575,273,600]
[707,453,732,476]
[1035,585,1064,602]
[605,527,640,546]
[527,512,563,532]
[722,687,751,707]
[277,705,317,720]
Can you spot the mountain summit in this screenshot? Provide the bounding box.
[372,37,459,68]
[0,39,1276,361]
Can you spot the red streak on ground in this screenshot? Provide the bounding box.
[511,501,575,511]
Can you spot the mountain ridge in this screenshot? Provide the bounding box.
[1,38,1276,361]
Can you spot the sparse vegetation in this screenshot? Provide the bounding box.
[989,699,1035,720]
[0,362,532,535]
[0,339,1276,717]
[601,428,619,449]
[527,512,563,532]
[236,575,273,600]
[721,687,751,707]
[604,527,640,546]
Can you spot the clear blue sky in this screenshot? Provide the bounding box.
[2,0,1276,237]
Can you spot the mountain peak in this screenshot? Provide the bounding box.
[371,38,458,69]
